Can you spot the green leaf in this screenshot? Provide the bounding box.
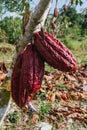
[79,0,83,6]
[76,0,78,5]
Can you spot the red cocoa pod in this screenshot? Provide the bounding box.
[54,8,59,17]
[11,44,44,108]
[34,31,77,72]
[11,51,23,107]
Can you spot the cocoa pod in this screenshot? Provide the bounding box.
[11,51,23,107]
[34,31,77,72]
[11,44,44,108]
[54,8,59,17]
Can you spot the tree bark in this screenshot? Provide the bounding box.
[16,0,52,54]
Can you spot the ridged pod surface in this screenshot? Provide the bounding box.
[11,44,44,108]
[34,31,77,72]
[11,52,23,107]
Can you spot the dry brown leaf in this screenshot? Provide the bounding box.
[58,122,67,128]
[47,92,56,102]
[30,113,39,125]
[48,115,57,121]
[56,91,62,100]
[79,92,87,99]
[61,91,69,101]
[70,92,80,100]
[72,113,84,120]
[44,75,53,81]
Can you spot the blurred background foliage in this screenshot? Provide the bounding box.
[0,0,87,51]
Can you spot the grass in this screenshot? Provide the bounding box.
[59,35,87,51]
[74,50,87,64]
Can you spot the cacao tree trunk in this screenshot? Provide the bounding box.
[10,0,52,69]
[16,0,52,54]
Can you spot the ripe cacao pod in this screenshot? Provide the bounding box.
[11,44,44,108]
[33,31,77,72]
[11,51,23,107]
[54,8,59,17]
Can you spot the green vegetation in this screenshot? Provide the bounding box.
[45,6,87,52]
[0,43,15,68]
[0,89,10,108]
[7,111,20,123]
[0,5,87,46]
[0,0,31,15]
[0,17,22,44]
[39,101,51,116]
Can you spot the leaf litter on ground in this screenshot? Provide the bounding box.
[0,63,87,129]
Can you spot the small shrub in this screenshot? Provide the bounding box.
[39,101,51,116]
[7,111,19,123]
